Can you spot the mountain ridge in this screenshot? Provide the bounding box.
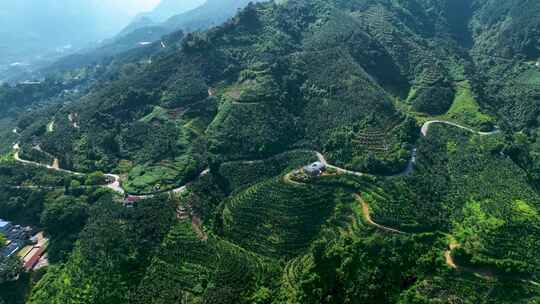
[2,1,540,303]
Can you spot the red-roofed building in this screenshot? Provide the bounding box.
[23,246,45,271]
[123,195,144,207]
[20,232,48,271]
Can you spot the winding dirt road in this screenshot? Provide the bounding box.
[283,121,506,280]
[444,244,540,286]
[11,120,503,256]
[13,144,83,176]
[13,120,494,196]
[354,194,406,234]
[444,242,460,269]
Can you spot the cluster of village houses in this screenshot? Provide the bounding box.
[0,219,48,271]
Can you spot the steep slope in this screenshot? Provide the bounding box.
[163,0,267,31]
[466,0,540,184]
[29,0,268,82]
[471,0,540,60]
[6,1,540,304]
[14,0,519,199]
[21,0,420,191]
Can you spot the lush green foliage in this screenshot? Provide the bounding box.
[367,125,540,276]
[279,232,444,304]
[218,150,317,193]
[325,116,418,175]
[0,81,65,119]
[133,221,275,304]
[5,0,540,303]
[222,177,338,258]
[28,196,177,304]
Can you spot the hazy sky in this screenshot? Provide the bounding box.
[0,0,164,53]
[105,0,161,16]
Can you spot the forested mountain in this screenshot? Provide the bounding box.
[21,0,268,82]
[116,0,206,37]
[163,0,268,32]
[2,0,540,303]
[0,1,141,73]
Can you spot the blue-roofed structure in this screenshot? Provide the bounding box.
[0,219,12,234]
[3,242,19,257]
[0,219,33,257]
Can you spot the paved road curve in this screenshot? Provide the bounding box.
[12,143,209,198]
[421,120,499,137]
[13,120,524,280]
[319,120,500,178]
[13,120,496,196]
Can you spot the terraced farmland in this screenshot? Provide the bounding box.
[222,177,337,258]
[218,150,318,193]
[134,221,273,303]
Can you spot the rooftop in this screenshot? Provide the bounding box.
[303,161,326,174]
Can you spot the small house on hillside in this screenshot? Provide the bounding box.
[123,196,143,207]
[303,161,326,177]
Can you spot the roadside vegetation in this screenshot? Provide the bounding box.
[1,0,540,303]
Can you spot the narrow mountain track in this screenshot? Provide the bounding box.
[354,194,406,234]
[11,143,207,198]
[444,242,460,270]
[299,120,499,180]
[13,144,83,177]
[11,120,501,254]
[283,171,306,186]
[46,120,55,133]
[11,119,498,197]
[421,120,499,137]
[191,215,208,241]
[443,241,540,286]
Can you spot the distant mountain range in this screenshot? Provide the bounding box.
[121,0,266,35]
[0,0,154,83]
[109,0,269,55]
[0,0,137,65]
[136,0,206,23]
[6,0,267,81]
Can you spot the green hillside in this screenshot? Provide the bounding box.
[2,0,540,303]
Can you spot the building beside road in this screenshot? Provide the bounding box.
[123,195,144,207]
[0,219,49,271]
[303,161,326,177]
[18,232,48,271]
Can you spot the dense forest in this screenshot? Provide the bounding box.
[1,0,540,303]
